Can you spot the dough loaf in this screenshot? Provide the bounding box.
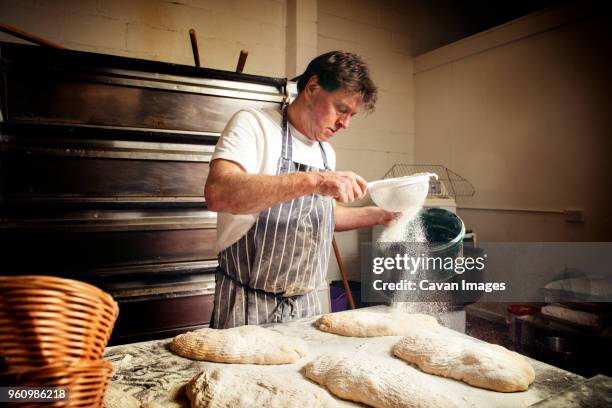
[302,353,460,408]
[314,311,439,337]
[541,304,601,328]
[393,328,535,392]
[186,366,338,408]
[169,325,307,364]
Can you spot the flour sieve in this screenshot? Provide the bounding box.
[367,173,438,212]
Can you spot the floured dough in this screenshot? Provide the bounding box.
[544,277,612,298]
[541,304,601,328]
[302,353,460,408]
[393,327,535,392]
[185,366,338,408]
[169,325,307,364]
[314,311,439,337]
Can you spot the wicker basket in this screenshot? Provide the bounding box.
[0,275,119,368]
[0,359,112,407]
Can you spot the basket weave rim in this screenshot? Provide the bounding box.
[0,275,119,368]
[0,276,116,303]
[1,358,113,377]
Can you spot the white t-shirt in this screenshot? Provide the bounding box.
[211,107,336,253]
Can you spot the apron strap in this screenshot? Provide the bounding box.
[282,105,331,171]
[217,266,276,298]
[271,296,299,320]
[318,142,330,170]
[281,106,293,162]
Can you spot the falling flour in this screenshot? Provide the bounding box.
[377,198,449,316]
[378,206,426,243]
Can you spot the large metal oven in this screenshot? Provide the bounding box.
[0,42,287,344]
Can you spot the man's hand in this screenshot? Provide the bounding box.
[334,205,401,232]
[315,171,367,203]
[377,209,401,227]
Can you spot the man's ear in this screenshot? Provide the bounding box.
[305,75,320,96]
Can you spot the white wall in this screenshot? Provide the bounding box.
[414,1,612,242]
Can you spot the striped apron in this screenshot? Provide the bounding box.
[210,107,335,329]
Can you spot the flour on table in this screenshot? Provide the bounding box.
[104,383,142,408]
[185,366,338,408]
[314,310,439,337]
[169,325,307,364]
[393,326,535,392]
[302,352,461,408]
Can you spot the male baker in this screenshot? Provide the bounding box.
[205,51,395,328]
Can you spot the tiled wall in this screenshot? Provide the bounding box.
[317,0,417,281]
[318,0,415,180]
[0,0,286,76]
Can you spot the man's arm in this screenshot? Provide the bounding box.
[205,159,368,214]
[334,204,398,232]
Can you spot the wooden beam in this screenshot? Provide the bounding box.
[188,29,200,67]
[236,50,248,73]
[0,23,64,48]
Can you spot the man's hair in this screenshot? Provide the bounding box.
[297,51,377,112]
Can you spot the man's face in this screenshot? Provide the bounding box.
[303,82,363,142]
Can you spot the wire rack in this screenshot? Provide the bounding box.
[382,164,475,199]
